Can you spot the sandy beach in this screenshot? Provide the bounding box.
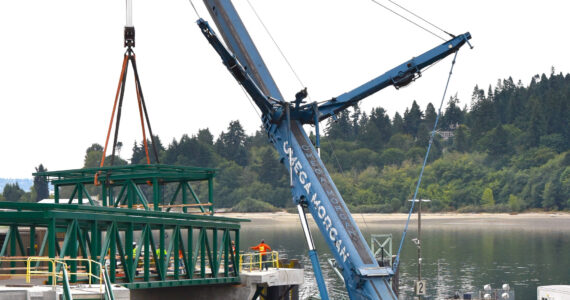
[219,211,570,230]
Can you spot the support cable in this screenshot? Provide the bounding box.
[386,0,455,38]
[369,0,446,41]
[245,0,310,100]
[188,0,201,19]
[393,50,459,273]
[239,85,262,119]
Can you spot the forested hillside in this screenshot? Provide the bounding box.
[82,72,569,212]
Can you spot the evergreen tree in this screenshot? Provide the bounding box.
[452,125,470,152]
[2,183,25,202]
[34,164,49,201]
[360,107,391,150]
[351,105,362,137]
[130,135,164,164]
[256,147,285,185]
[197,128,214,146]
[326,109,352,140]
[403,101,423,137]
[392,112,404,134]
[424,102,437,127]
[527,96,546,147]
[215,120,249,166]
[468,85,496,142]
[442,95,463,129]
[246,127,269,149]
[164,134,215,167]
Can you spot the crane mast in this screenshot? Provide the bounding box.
[198,1,471,299]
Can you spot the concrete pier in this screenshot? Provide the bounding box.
[131,268,304,300]
[0,284,130,300]
[0,267,302,299]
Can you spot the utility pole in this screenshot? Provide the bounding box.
[409,198,431,299]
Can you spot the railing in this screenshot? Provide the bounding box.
[239,251,279,272]
[0,256,104,293]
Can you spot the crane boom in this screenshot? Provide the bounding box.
[197,1,471,299]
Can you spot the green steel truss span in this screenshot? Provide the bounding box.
[36,164,219,214]
[0,164,247,289]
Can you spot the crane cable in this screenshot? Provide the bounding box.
[369,0,449,41]
[392,50,459,274]
[385,0,455,39]
[245,0,311,102]
[188,0,201,19]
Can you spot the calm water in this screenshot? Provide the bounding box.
[238,215,570,300]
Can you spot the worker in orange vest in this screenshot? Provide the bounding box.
[250,239,272,270]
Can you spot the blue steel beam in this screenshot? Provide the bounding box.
[202,0,284,102]
[314,33,471,123]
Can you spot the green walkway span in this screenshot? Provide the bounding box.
[0,164,247,289]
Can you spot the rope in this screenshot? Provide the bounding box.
[393,50,459,273]
[386,0,455,38]
[245,0,310,100]
[240,85,262,119]
[369,0,446,41]
[188,0,201,19]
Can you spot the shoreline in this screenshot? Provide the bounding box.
[220,211,570,220]
[219,211,570,229]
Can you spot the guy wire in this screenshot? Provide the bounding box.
[386,0,455,38]
[369,0,446,41]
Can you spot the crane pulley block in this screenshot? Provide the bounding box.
[124,26,135,47]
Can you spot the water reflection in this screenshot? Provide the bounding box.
[239,216,570,300]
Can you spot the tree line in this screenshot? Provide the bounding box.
[8,71,569,212]
[1,164,49,202]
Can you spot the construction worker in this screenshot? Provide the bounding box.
[250,239,272,271]
[229,241,236,273]
[132,242,139,275]
[178,249,185,274]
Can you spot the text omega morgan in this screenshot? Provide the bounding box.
[283,141,350,263]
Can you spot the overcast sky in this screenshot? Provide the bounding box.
[1,0,569,178]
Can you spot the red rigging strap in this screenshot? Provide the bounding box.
[102,54,129,168]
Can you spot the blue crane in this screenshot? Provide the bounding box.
[197,1,472,299]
